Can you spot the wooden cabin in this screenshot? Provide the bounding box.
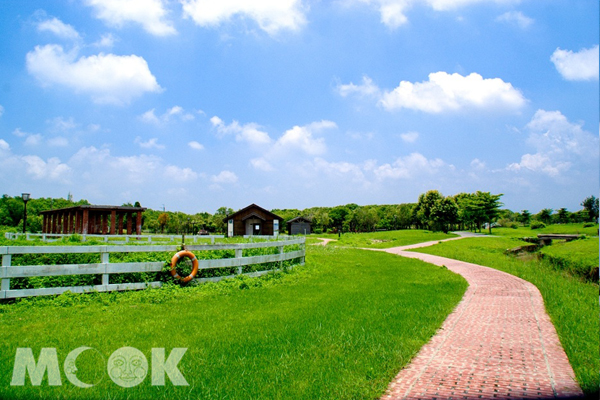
[287,216,312,235]
[223,204,283,237]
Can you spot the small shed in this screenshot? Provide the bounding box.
[223,204,284,237]
[287,216,312,235]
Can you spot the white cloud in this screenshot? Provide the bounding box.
[275,120,336,155]
[0,139,10,152]
[400,131,419,143]
[164,165,198,182]
[211,116,272,145]
[24,134,44,146]
[12,128,28,137]
[506,109,598,177]
[140,106,195,124]
[93,33,116,48]
[47,137,69,147]
[337,76,380,97]
[351,0,521,28]
[250,157,274,171]
[84,0,176,36]
[212,170,238,184]
[26,44,162,105]
[373,152,448,180]
[496,11,533,29]
[21,155,71,182]
[134,137,165,149]
[0,105,3,117]
[181,0,306,35]
[470,158,486,169]
[379,72,526,113]
[551,45,599,81]
[188,141,205,150]
[312,158,367,182]
[37,17,80,40]
[47,116,77,132]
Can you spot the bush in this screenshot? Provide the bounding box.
[582,222,596,228]
[530,221,546,230]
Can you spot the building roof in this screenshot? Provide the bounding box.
[223,203,283,223]
[287,216,312,224]
[40,205,147,214]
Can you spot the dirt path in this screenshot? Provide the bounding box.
[377,235,583,399]
[312,238,338,246]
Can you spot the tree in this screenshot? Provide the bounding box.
[413,190,443,230]
[158,213,169,233]
[430,197,459,233]
[463,192,503,234]
[518,210,531,225]
[536,209,553,225]
[581,195,599,222]
[556,208,570,224]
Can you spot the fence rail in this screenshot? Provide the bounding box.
[4,232,225,244]
[0,237,305,299]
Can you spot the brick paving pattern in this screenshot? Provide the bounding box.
[379,237,584,400]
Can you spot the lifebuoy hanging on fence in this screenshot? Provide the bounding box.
[170,250,199,283]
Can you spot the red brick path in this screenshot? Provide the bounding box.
[379,237,584,400]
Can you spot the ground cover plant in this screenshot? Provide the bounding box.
[539,237,599,282]
[410,237,599,395]
[312,229,458,249]
[491,223,598,238]
[0,245,467,400]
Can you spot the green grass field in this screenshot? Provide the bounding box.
[410,236,599,395]
[491,223,599,238]
[539,237,599,281]
[311,229,458,249]
[0,245,467,400]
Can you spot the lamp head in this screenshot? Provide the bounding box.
[21,193,30,202]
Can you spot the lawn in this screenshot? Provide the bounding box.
[311,229,458,249]
[0,245,467,400]
[539,237,599,281]
[410,236,599,395]
[491,223,598,238]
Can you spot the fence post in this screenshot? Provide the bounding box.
[278,245,284,270]
[1,254,11,297]
[101,248,109,288]
[235,248,243,275]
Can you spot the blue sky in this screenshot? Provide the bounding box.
[0,0,598,214]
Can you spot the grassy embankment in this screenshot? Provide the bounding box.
[0,244,467,399]
[410,235,599,395]
[310,229,458,249]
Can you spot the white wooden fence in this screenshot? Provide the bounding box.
[4,232,225,244]
[0,237,305,299]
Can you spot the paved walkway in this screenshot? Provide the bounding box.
[377,235,583,400]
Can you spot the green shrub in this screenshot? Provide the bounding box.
[582,222,596,228]
[530,221,546,230]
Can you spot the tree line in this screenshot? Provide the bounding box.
[0,193,597,235]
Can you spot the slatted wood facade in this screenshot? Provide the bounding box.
[223,204,284,237]
[287,216,312,235]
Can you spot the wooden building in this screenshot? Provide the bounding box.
[223,204,283,237]
[287,216,312,235]
[40,205,146,235]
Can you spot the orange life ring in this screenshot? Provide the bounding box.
[170,250,199,283]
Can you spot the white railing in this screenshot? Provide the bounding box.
[0,237,305,299]
[4,232,225,244]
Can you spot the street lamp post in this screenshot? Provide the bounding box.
[21,193,30,234]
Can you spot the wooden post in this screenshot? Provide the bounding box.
[279,245,284,269]
[110,211,117,235]
[126,213,133,235]
[42,214,48,233]
[235,248,243,275]
[51,213,57,234]
[117,213,124,235]
[1,254,11,297]
[136,211,142,236]
[102,213,108,235]
[75,210,81,234]
[101,250,109,288]
[82,209,89,235]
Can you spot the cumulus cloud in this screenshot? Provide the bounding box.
[24,134,44,146]
[250,158,274,171]
[373,152,448,180]
[140,106,195,124]
[47,137,69,147]
[496,11,533,29]
[351,0,521,28]
[551,45,599,81]
[134,137,165,149]
[400,131,419,143]
[378,72,526,113]
[337,76,380,97]
[21,155,71,182]
[212,170,238,184]
[274,120,336,155]
[37,17,80,40]
[0,105,3,117]
[181,0,306,35]
[211,116,272,145]
[507,109,599,177]
[84,0,176,36]
[188,141,204,150]
[93,33,116,48]
[164,165,199,182]
[26,44,162,105]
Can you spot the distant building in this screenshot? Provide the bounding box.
[223,204,283,237]
[287,216,312,235]
[40,205,146,235]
